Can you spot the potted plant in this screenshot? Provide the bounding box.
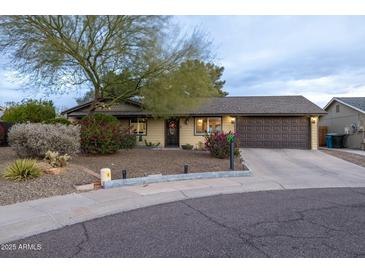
[181,144,193,150]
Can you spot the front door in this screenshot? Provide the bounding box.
[165,118,179,147]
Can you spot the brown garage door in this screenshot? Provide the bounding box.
[236,116,310,149]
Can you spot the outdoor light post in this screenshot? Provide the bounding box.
[227,134,235,170]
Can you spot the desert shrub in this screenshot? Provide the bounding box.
[79,114,121,154]
[3,159,42,181]
[2,99,56,123]
[46,117,71,125]
[204,131,240,159]
[8,123,80,158]
[45,150,71,167]
[119,128,136,149]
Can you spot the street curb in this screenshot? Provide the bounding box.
[104,170,252,189]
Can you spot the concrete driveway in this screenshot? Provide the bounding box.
[241,149,365,189]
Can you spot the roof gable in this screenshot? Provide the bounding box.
[324,97,365,114]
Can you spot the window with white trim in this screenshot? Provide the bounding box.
[194,117,222,135]
[130,118,147,136]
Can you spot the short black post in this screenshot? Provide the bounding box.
[122,169,127,179]
[230,141,234,170]
[184,164,189,174]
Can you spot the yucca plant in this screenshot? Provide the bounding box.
[3,159,42,181]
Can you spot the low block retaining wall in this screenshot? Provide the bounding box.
[104,169,252,189]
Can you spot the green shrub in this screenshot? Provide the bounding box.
[2,99,56,123]
[80,114,121,154]
[45,150,71,167]
[144,140,160,147]
[46,117,71,125]
[8,123,80,158]
[119,128,136,149]
[204,131,240,159]
[3,159,42,181]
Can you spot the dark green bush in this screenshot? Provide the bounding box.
[119,128,136,149]
[2,99,56,123]
[80,114,121,154]
[0,122,13,146]
[46,117,71,125]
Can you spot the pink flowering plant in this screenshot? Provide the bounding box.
[204,131,240,159]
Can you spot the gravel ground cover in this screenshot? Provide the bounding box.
[0,147,96,206]
[0,147,243,205]
[72,149,243,180]
[321,148,365,168]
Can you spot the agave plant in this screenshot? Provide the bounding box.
[3,159,42,181]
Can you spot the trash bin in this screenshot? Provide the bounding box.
[326,134,334,148]
[326,133,345,148]
[332,134,345,148]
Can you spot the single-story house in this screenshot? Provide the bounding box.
[62,95,326,150]
[319,97,365,149]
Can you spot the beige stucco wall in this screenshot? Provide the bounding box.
[179,117,205,149]
[319,102,365,149]
[136,118,165,147]
[179,116,236,149]
[310,116,319,150]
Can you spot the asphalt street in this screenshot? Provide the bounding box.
[1,187,365,258]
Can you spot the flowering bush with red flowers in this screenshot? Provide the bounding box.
[204,131,240,159]
[79,113,121,154]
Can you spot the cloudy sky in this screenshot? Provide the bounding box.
[1,16,365,111]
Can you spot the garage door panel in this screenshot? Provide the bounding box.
[236,116,310,149]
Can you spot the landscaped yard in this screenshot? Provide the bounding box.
[72,149,244,180]
[0,147,96,206]
[0,147,243,206]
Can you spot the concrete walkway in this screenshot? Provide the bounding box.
[1,149,365,244]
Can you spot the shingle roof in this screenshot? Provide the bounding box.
[63,95,326,117]
[335,97,365,113]
[183,96,325,115]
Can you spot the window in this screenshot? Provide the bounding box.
[130,118,147,136]
[194,117,222,135]
[336,104,340,113]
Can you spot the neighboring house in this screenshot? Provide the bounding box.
[62,95,326,150]
[320,97,365,149]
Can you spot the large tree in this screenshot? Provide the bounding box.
[76,60,228,105]
[0,16,223,115]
